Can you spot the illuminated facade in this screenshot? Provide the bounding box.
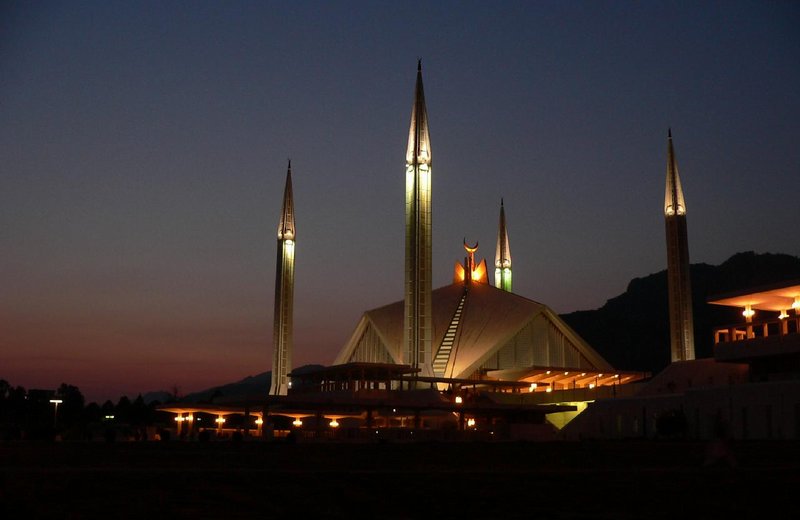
[404,61,434,377]
[270,162,296,396]
[494,199,512,292]
[336,242,626,390]
[664,130,695,362]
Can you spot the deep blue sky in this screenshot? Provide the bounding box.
[2,1,799,402]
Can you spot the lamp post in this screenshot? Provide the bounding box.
[49,399,63,428]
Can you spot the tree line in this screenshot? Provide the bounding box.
[0,379,172,441]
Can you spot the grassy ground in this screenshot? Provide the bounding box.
[2,439,798,519]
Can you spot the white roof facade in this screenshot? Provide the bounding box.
[334,282,613,380]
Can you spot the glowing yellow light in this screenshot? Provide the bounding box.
[545,387,553,393]
[589,383,595,389]
[455,396,463,404]
[581,373,586,377]
[329,419,339,428]
[255,418,264,426]
[174,416,184,422]
[546,370,551,375]
[742,305,755,318]
[292,418,303,427]
[529,383,537,392]
[564,371,569,376]
[614,374,619,378]
[779,310,789,320]
[793,297,800,311]
[598,374,603,378]
[187,414,193,421]
[467,418,476,428]
[215,417,225,424]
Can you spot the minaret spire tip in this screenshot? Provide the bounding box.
[495,198,512,292]
[668,128,672,139]
[417,58,422,72]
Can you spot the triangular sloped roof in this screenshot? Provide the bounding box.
[335,282,614,377]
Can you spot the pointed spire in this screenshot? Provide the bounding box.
[664,130,686,216]
[495,199,512,292]
[664,130,695,362]
[406,60,431,166]
[404,61,433,377]
[278,160,295,240]
[270,160,297,396]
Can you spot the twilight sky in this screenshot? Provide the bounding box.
[2,1,799,402]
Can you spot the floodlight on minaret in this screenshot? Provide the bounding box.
[270,161,296,395]
[664,130,695,362]
[494,198,512,292]
[404,60,434,377]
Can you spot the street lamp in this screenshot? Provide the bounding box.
[49,399,63,428]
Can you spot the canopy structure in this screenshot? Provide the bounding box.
[709,280,800,313]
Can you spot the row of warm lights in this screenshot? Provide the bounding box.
[527,373,619,392]
[290,418,340,428]
[175,415,265,427]
[742,298,800,320]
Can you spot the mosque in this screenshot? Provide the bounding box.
[163,63,800,441]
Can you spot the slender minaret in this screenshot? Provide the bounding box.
[270,161,296,395]
[494,199,512,292]
[664,130,695,362]
[404,60,433,377]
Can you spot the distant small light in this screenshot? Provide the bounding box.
[589,383,595,390]
[564,371,569,376]
[215,417,225,424]
[455,396,463,404]
[546,370,551,375]
[779,310,789,320]
[529,383,537,392]
[329,419,339,428]
[292,418,303,427]
[104,415,115,420]
[545,387,553,393]
[187,414,193,421]
[255,418,264,426]
[467,418,476,428]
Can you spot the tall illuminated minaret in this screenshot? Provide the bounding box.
[494,199,512,292]
[270,161,296,395]
[404,60,433,377]
[664,130,695,362]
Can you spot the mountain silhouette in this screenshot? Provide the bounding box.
[561,251,800,376]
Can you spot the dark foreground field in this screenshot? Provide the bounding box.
[2,439,798,519]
